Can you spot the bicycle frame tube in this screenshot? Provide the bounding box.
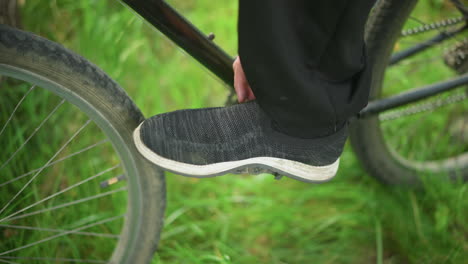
[359,73,468,117]
[120,0,467,119]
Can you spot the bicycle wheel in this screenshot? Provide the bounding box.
[350,0,468,185]
[0,25,165,263]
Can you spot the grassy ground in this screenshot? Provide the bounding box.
[1,0,466,263]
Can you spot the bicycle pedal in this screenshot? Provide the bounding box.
[100,174,126,188]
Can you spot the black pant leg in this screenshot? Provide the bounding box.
[238,0,375,138]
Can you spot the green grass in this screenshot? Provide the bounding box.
[0,0,466,263]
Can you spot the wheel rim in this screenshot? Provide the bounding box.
[0,65,142,263]
[376,0,468,176]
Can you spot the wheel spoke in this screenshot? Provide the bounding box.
[1,187,127,223]
[0,85,35,138]
[0,165,120,223]
[0,258,20,264]
[0,215,124,256]
[0,139,109,188]
[0,119,90,217]
[0,99,65,171]
[0,256,106,263]
[0,224,119,238]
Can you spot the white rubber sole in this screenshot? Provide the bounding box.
[133,123,339,183]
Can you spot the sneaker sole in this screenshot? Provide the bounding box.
[133,123,339,183]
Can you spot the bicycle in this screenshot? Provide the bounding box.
[0,0,466,263]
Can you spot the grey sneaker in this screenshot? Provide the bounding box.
[133,101,347,183]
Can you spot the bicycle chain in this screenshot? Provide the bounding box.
[401,16,466,37]
[379,92,467,121]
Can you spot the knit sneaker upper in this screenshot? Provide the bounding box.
[140,101,347,166]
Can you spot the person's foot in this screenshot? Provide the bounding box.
[133,101,347,183]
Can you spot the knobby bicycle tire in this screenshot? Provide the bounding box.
[350,0,468,185]
[0,25,166,263]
